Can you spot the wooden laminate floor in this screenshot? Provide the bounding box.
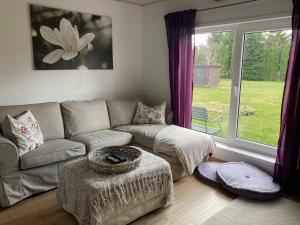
[0,175,236,225]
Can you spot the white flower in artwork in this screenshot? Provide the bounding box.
[40,18,95,64]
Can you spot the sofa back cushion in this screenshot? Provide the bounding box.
[107,95,147,128]
[0,102,64,141]
[61,99,110,138]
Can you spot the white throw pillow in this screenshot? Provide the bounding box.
[3,111,44,155]
[133,101,166,125]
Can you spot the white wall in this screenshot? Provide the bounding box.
[142,0,293,106]
[0,0,143,105]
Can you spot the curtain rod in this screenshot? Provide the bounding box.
[197,0,259,12]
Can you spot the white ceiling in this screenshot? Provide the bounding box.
[114,0,165,6]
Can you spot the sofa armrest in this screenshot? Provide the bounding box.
[0,134,18,162]
[0,134,20,207]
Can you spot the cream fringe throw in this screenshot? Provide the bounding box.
[57,148,174,225]
[154,125,215,175]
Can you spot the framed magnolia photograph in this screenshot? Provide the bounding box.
[29,4,113,70]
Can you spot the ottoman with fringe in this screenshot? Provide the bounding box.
[56,147,174,225]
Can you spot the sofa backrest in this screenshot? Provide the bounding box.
[107,95,147,128]
[0,102,65,141]
[61,99,110,138]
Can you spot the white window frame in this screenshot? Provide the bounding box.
[195,17,291,158]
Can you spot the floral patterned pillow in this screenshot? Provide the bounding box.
[133,101,166,125]
[3,111,44,155]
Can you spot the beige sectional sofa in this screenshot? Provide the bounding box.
[0,97,185,207]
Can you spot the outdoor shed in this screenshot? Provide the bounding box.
[194,64,221,87]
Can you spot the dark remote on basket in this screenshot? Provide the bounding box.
[105,155,121,164]
[110,153,127,162]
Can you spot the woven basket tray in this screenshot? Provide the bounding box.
[87,146,142,174]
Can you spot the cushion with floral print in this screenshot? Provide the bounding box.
[133,101,166,125]
[2,111,44,155]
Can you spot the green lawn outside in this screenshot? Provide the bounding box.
[192,79,284,147]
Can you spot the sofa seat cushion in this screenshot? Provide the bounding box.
[20,139,86,170]
[70,130,133,152]
[114,125,167,149]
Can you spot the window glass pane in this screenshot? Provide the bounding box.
[192,32,235,138]
[237,30,291,146]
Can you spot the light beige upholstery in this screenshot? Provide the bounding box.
[0,102,64,140]
[166,110,173,125]
[0,97,188,208]
[1,162,58,207]
[70,130,132,152]
[107,95,146,128]
[0,134,18,162]
[114,124,167,149]
[61,99,110,138]
[20,139,86,170]
[0,133,84,207]
[0,100,86,207]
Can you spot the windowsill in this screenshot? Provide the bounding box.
[215,141,276,162]
[214,141,276,174]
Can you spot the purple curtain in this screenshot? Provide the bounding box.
[274,0,300,191]
[165,10,197,128]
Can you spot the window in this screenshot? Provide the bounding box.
[192,18,291,155]
[193,31,235,138]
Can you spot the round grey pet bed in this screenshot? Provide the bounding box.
[196,162,224,186]
[216,162,281,200]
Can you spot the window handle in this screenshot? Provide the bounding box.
[233,86,238,97]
